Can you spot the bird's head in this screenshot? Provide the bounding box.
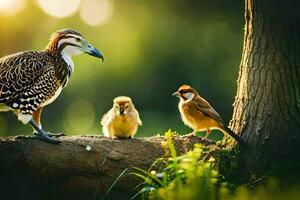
[172,84,198,101]
[46,28,104,61]
[113,96,134,115]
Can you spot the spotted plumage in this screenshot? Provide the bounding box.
[0,29,103,143]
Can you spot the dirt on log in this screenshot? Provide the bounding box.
[0,135,217,200]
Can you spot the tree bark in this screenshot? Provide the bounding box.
[0,135,216,200]
[230,0,300,178]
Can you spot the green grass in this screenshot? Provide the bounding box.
[132,130,300,200]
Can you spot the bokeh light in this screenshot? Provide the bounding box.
[79,0,113,26]
[37,0,81,18]
[0,0,25,16]
[64,99,96,134]
[0,0,244,138]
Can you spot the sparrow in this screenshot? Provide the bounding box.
[173,84,245,144]
[101,96,142,139]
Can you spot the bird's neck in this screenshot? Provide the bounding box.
[44,46,74,73]
[60,49,74,74]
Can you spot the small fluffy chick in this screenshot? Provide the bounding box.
[101,96,142,139]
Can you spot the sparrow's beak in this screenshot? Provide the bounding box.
[172,91,180,97]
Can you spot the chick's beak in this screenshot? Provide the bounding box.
[119,107,125,115]
[172,91,180,97]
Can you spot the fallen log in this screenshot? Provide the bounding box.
[0,135,217,200]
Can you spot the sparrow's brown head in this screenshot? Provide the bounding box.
[172,84,199,101]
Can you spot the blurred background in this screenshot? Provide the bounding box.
[0,0,244,139]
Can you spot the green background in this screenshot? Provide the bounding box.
[0,0,244,139]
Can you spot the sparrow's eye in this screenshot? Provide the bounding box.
[180,90,188,94]
[75,38,81,42]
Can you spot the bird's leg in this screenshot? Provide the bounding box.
[204,129,212,138]
[32,107,43,132]
[30,118,61,144]
[32,107,65,137]
[191,131,197,136]
[183,130,197,138]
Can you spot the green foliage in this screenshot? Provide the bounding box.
[132,130,228,200]
[132,130,300,200]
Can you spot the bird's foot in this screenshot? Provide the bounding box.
[34,131,61,144]
[34,132,65,138]
[183,131,197,138]
[29,119,61,144]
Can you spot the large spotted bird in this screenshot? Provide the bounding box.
[0,29,103,144]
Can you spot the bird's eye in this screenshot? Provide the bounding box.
[75,38,81,42]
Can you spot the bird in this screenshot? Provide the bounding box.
[173,84,245,144]
[0,29,103,144]
[101,96,142,139]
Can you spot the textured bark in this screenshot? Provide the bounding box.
[0,135,216,200]
[230,0,300,177]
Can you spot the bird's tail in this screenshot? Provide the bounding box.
[220,125,248,147]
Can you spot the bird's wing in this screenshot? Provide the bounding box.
[101,109,114,126]
[0,51,45,104]
[136,110,142,126]
[193,96,225,125]
[100,113,108,126]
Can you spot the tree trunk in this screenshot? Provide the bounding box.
[230,0,300,178]
[0,135,217,200]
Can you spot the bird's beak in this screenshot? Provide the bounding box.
[172,91,180,97]
[119,107,125,115]
[87,47,104,61]
[83,42,104,61]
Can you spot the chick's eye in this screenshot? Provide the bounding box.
[75,38,81,42]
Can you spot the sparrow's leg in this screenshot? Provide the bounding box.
[32,107,65,138]
[183,131,198,138]
[30,118,61,144]
[204,129,212,138]
[192,131,197,136]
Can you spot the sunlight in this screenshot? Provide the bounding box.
[37,0,81,18]
[79,0,113,26]
[64,99,96,134]
[0,0,25,16]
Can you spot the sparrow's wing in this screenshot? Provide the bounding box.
[193,96,225,125]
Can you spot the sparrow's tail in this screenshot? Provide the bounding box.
[220,125,248,147]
